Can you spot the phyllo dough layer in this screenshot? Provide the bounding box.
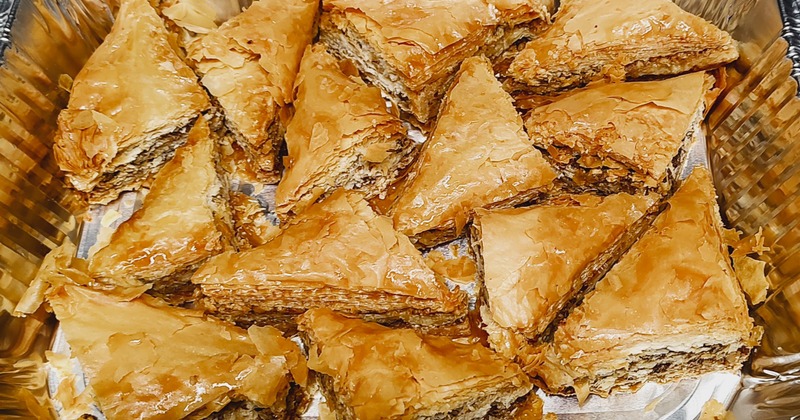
[473,192,658,349]
[192,189,468,334]
[505,0,738,95]
[390,56,556,248]
[275,45,416,221]
[530,168,761,401]
[524,72,716,195]
[298,308,541,420]
[53,0,210,204]
[89,118,233,304]
[49,284,307,420]
[186,0,318,181]
[320,0,552,125]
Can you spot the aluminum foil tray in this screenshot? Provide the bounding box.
[1,0,799,418]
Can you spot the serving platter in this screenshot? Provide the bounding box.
[1,0,799,418]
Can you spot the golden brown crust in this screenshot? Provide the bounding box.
[390,56,556,247]
[531,169,760,398]
[320,0,552,123]
[524,72,714,192]
[53,0,210,204]
[48,284,307,420]
[474,193,656,343]
[506,0,738,94]
[298,308,533,419]
[88,118,230,296]
[186,0,318,179]
[192,189,467,331]
[274,45,415,220]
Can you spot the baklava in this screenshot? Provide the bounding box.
[524,72,716,195]
[390,56,557,248]
[192,189,468,334]
[320,0,552,125]
[473,192,658,352]
[53,0,210,205]
[504,0,738,95]
[48,284,307,420]
[531,169,761,401]
[186,0,318,182]
[274,45,416,221]
[89,118,233,304]
[298,308,540,419]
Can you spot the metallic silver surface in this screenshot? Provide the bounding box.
[0,0,798,418]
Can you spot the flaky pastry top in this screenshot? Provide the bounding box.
[187,0,317,148]
[475,193,655,337]
[49,284,306,420]
[160,0,244,35]
[508,0,738,89]
[525,72,713,184]
[548,169,758,367]
[53,0,209,193]
[193,190,462,309]
[275,45,407,218]
[89,118,227,283]
[298,308,531,419]
[323,0,550,84]
[391,56,556,239]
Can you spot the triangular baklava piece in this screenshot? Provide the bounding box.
[275,45,417,221]
[186,0,318,182]
[389,56,556,248]
[155,0,245,51]
[89,118,233,303]
[532,168,761,401]
[505,0,738,95]
[525,72,716,195]
[48,284,307,420]
[298,308,542,419]
[473,192,658,356]
[53,0,210,205]
[320,0,552,126]
[192,189,468,334]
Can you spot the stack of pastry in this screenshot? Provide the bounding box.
[26,0,768,417]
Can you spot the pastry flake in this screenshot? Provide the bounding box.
[275,45,416,221]
[88,117,233,304]
[472,192,658,354]
[48,284,307,420]
[53,0,210,205]
[390,56,557,248]
[297,308,537,419]
[192,189,468,334]
[186,0,318,181]
[524,72,715,194]
[505,0,738,95]
[320,0,552,125]
[532,168,761,400]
